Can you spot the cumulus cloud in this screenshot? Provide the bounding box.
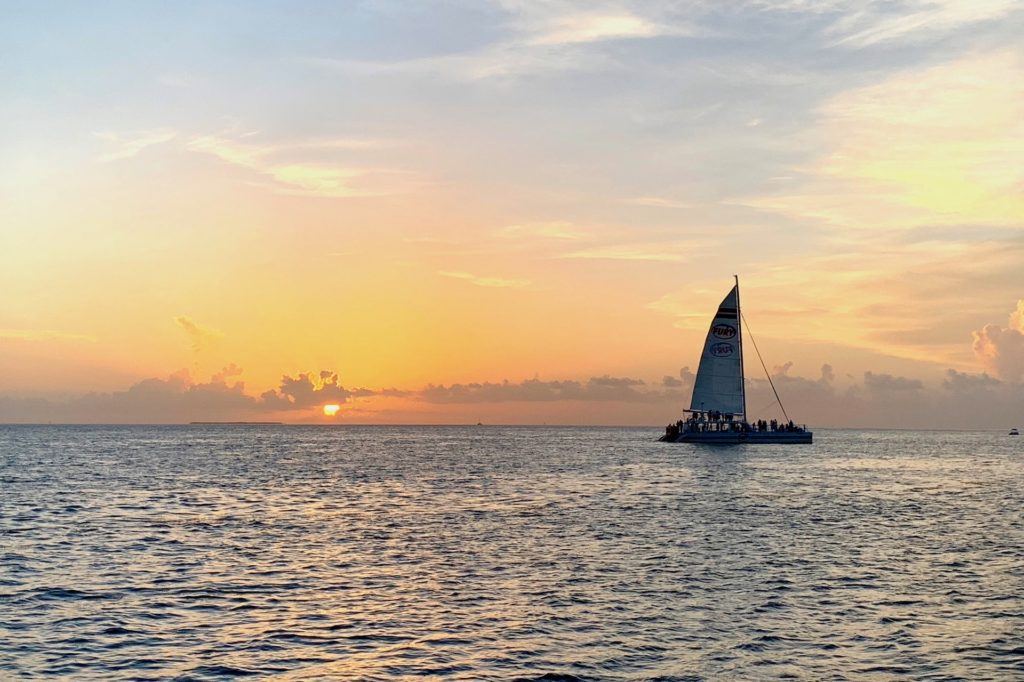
[820,363,835,384]
[409,361,1017,428]
[260,371,361,410]
[2,357,1021,427]
[743,362,1021,429]
[863,371,923,392]
[0,368,252,423]
[972,300,1024,381]
[942,368,1001,392]
[0,367,367,423]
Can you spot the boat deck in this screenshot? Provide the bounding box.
[664,430,813,444]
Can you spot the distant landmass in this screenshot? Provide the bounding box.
[189,417,282,421]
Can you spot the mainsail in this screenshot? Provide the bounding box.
[689,284,745,416]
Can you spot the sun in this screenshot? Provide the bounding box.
[322,404,341,417]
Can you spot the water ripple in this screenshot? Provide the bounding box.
[1,425,1023,679]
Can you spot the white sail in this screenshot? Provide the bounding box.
[689,285,745,415]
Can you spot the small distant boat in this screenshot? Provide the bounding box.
[1011,428,1020,436]
[660,277,812,444]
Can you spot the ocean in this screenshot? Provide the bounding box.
[2,425,1022,679]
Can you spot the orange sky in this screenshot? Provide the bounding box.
[2,2,1022,425]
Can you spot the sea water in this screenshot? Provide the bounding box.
[2,425,1022,679]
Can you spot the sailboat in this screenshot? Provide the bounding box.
[660,276,812,444]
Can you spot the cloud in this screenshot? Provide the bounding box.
[822,0,1020,48]
[863,371,924,392]
[820,363,835,384]
[95,128,413,198]
[648,235,1024,370]
[185,134,413,198]
[211,363,244,383]
[174,316,222,353]
[497,221,587,240]
[496,1,699,45]
[972,300,1024,381]
[742,361,1022,428]
[1,359,1022,427]
[93,129,177,161]
[558,242,693,262]
[261,371,358,410]
[526,12,689,45]
[626,196,692,209]
[0,368,254,423]
[744,50,1024,231]
[303,5,695,82]
[942,368,1001,392]
[418,374,676,404]
[0,367,369,423]
[0,329,97,343]
[438,270,531,288]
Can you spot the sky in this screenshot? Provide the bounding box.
[1,0,1023,426]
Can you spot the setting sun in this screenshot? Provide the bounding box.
[322,404,341,417]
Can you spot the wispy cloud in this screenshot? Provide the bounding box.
[742,50,1024,230]
[438,270,531,288]
[174,316,222,353]
[93,129,177,161]
[304,43,620,81]
[526,12,691,45]
[626,196,692,209]
[823,0,1021,48]
[0,329,97,342]
[303,6,697,82]
[185,134,412,198]
[93,129,412,198]
[497,221,587,240]
[559,242,692,262]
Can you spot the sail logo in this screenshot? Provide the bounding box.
[710,342,734,357]
[712,323,736,340]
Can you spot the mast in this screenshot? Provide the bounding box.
[734,274,747,423]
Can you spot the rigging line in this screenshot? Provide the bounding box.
[741,311,791,423]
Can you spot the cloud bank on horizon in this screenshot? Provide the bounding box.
[1,0,1022,426]
[4,296,1023,428]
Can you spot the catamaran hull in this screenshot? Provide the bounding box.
[661,431,813,444]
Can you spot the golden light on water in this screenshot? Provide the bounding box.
[323,404,341,417]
